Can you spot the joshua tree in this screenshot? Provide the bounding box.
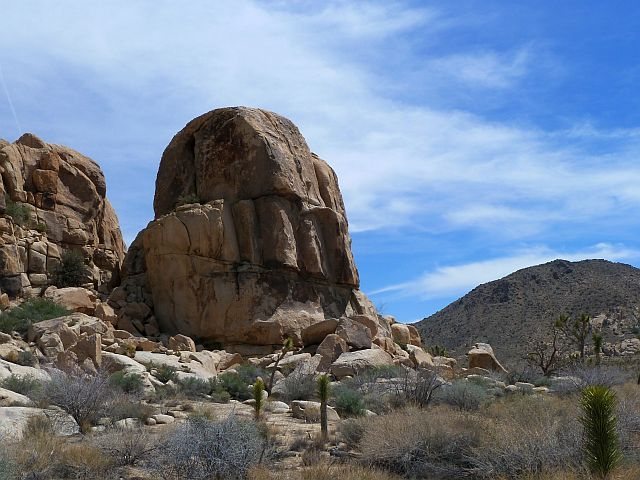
[267,337,295,394]
[252,378,265,421]
[580,386,622,479]
[556,313,591,359]
[592,332,603,366]
[317,374,331,442]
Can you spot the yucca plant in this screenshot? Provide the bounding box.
[592,333,603,366]
[580,385,622,479]
[317,374,331,441]
[253,378,265,421]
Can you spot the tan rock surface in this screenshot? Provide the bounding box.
[0,134,125,296]
[117,107,379,346]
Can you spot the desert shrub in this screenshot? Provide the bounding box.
[435,379,489,411]
[279,370,316,402]
[208,378,231,403]
[339,417,367,447]
[248,464,402,480]
[178,377,212,398]
[105,397,155,422]
[219,365,267,401]
[153,415,264,480]
[153,363,178,383]
[41,369,114,431]
[359,406,481,478]
[616,384,640,461]
[388,368,444,409]
[52,249,87,288]
[0,454,17,480]
[561,364,632,391]
[109,370,144,395]
[14,350,37,367]
[333,384,365,417]
[95,427,157,466]
[0,298,69,334]
[5,199,30,226]
[176,193,200,206]
[473,395,584,477]
[0,374,42,399]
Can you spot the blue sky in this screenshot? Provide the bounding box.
[1,1,640,322]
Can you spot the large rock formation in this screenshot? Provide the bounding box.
[115,107,383,350]
[0,134,125,296]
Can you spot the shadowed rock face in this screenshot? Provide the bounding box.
[117,107,374,347]
[0,134,125,295]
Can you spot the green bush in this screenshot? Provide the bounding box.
[0,298,69,334]
[208,378,231,403]
[105,398,155,422]
[436,380,488,411]
[5,199,30,227]
[109,371,145,395]
[52,250,87,288]
[0,374,42,399]
[153,364,178,384]
[218,365,267,401]
[333,385,366,417]
[178,377,212,398]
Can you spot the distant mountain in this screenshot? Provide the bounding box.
[414,259,640,365]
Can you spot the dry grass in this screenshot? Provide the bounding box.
[248,463,401,480]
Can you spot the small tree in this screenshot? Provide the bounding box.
[556,313,591,359]
[526,322,567,376]
[252,378,265,421]
[317,374,330,442]
[592,333,603,366]
[580,386,622,479]
[267,337,295,394]
[53,250,87,287]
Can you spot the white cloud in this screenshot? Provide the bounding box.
[372,243,640,300]
[0,0,639,245]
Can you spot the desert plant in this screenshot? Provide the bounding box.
[317,374,330,441]
[436,380,488,411]
[219,364,268,401]
[153,415,264,480]
[153,363,179,383]
[41,369,114,432]
[52,249,87,287]
[178,377,212,398]
[253,378,265,420]
[267,337,295,394]
[556,313,592,359]
[428,345,448,357]
[5,199,30,227]
[109,370,144,395]
[526,321,569,376]
[333,384,365,417]
[278,368,316,402]
[105,397,155,422]
[0,374,43,399]
[581,386,622,479]
[95,427,157,466]
[593,332,603,365]
[208,377,232,403]
[0,298,69,334]
[391,368,443,408]
[176,193,200,207]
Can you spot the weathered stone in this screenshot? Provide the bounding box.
[117,107,373,347]
[301,319,338,345]
[330,349,394,378]
[70,333,102,367]
[46,287,97,314]
[291,400,340,422]
[467,343,507,373]
[32,169,58,193]
[407,325,422,346]
[391,323,411,345]
[168,334,196,352]
[316,334,348,372]
[336,318,372,350]
[95,302,117,324]
[0,407,79,439]
[0,387,34,406]
[406,344,434,368]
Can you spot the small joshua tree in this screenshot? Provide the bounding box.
[580,385,622,479]
[253,378,265,421]
[592,332,603,366]
[317,374,331,442]
[267,337,295,394]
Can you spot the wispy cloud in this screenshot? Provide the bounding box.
[371,243,640,301]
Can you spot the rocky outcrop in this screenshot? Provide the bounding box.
[0,134,125,296]
[115,107,387,349]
